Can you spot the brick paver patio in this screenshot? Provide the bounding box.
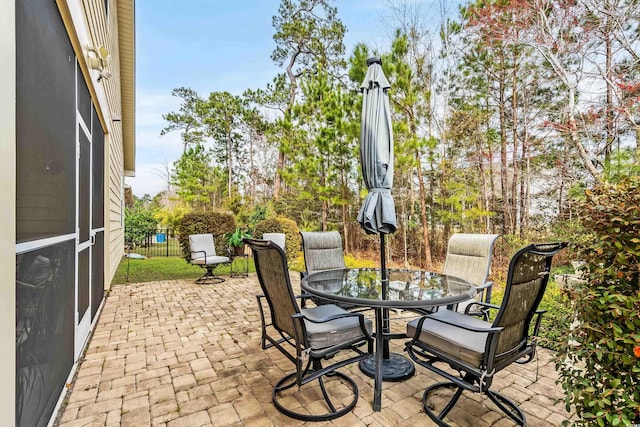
[56,274,575,426]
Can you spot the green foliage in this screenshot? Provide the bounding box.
[248,205,268,230]
[161,87,205,148]
[227,227,252,248]
[112,256,256,284]
[171,144,218,209]
[175,211,236,261]
[271,0,346,74]
[125,196,158,247]
[533,278,572,352]
[289,251,376,272]
[253,216,301,261]
[288,69,358,230]
[154,203,191,230]
[556,177,640,426]
[113,257,203,284]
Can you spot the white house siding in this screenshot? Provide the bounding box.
[1,0,16,423]
[79,0,135,287]
[108,121,126,286]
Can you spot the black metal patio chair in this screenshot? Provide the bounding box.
[405,242,567,426]
[246,238,373,421]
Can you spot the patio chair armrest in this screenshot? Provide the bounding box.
[463,301,500,315]
[411,313,504,340]
[475,281,493,291]
[190,249,208,259]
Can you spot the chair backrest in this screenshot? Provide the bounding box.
[262,233,286,250]
[301,231,346,275]
[491,242,566,368]
[442,233,500,287]
[189,234,217,260]
[245,238,299,339]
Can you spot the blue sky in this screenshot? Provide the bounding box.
[128,1,457,197]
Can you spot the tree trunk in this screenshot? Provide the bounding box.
[227,133,233,197]
[416,150,432,268]
[604,30,613,179]
[274,151,285,200]
[342,203,348,254]
[498,65,510,234]
[511,51,519,236]
[567,87,602,182]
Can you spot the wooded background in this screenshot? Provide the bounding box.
[146,0,640,269]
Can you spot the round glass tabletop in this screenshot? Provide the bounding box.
[302,268,476,309]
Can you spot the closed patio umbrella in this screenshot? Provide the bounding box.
[357,57,396,237]
[357,57,413,383]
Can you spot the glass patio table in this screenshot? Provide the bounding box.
[301,268,476,412]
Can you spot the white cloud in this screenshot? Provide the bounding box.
[127,161,171,197]
[130,89,186,196]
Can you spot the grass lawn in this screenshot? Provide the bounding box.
[112,256,256,284]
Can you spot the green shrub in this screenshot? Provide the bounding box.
[536,278,573,351]
[555,177,640,426]
[124,197,158,247]
[289,252,376,272]
[176,211,236,262]
[253,216,301,261]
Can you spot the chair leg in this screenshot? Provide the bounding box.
[422,381,527,427]
[422,382,465,427]
[195,265,225,284]
[486,389,527,426]
[272,370,359,421]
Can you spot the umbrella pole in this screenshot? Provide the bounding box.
[380,233,390,359]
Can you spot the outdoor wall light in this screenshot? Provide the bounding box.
[86,45,112,82]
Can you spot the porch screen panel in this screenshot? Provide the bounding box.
[78,248,90,320]
[92,107,105,229]
[91,231,105,317]
[16,0,76,243]
[77,64,92,127]
[79,128,91,243]
[16,241,75,427]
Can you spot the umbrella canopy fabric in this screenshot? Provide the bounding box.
[357,58,397,235]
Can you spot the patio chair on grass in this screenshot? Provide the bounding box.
[188,234,230,284]
[245,238,373,421]
[442,233,500,318]
[405,242,566,426]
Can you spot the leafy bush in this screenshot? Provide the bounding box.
[253,216,301,261]
[154,203,191,231]
[555,177,640,426]
[534,278,572,351]
[289,251,376,272]
[176,211,236,262]
[125,203,157,247]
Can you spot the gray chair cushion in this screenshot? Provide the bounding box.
[301,231,346,274]
[302,304,372,350]
[262,233,286,250]
[191,255,230,265]
[189,234,230,263]
[407,309,489,368]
